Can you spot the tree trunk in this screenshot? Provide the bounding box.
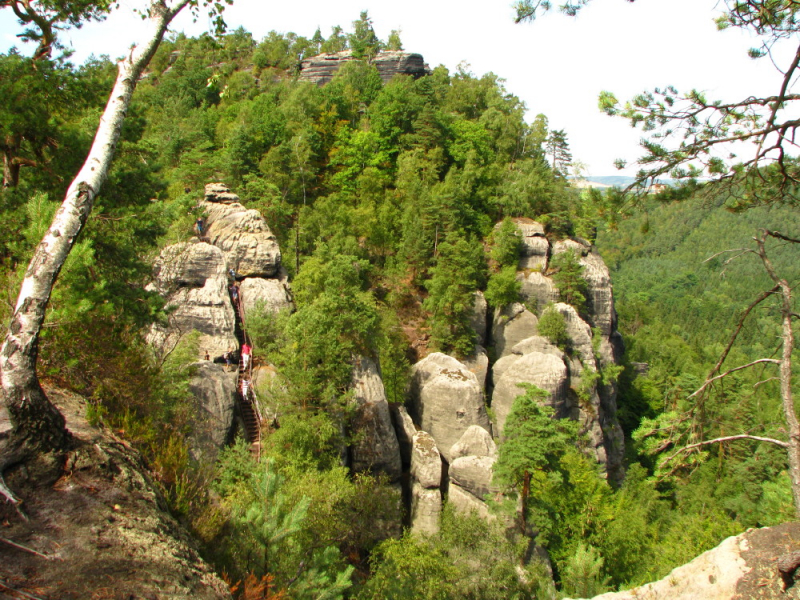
[0,0,189,460]
[2,138,21,188]
[757,231,800,517]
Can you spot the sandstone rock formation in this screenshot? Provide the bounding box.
[410,430,442,490]
[491,302,539,359]
[1,386,231,599]
[567,522,800,600]
[408,353,491,463]
[299,50,430,85]
[450,425,497,460]
[146,241,237,360]
[515,218,549,270]
[410,482,442,536]
[350,356,402,481]
[390,404,417,468]
[200,188,281,278]
[471,291,488,346]
[518,270,559,313]
[239,275,293,316]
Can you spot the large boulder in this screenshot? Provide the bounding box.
[491,303,539,359]
[350,357,402,481]
[408,353,491,463]
[186,362,238,463]
[579,250,616,337]
[146,241,237,360]
[200,184,281,278]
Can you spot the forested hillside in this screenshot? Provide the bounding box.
[2,11,799,600]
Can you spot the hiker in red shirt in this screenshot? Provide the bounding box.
[241,343,252,370]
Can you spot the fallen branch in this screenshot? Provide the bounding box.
[0,537,57,560]
[0,580,47,600]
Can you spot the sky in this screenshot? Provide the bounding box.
[1,0,796,178]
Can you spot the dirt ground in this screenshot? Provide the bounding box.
[0,387,230,600]
[734,521,800,599]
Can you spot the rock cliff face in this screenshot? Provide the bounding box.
[299,50,430,86]
[146,183,294,461]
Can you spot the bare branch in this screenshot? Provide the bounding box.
[0,536,57,560]
[665,434,791,466]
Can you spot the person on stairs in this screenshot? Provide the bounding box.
[241,378,250,399]
[194,217,205,238]
[241,342,252,370]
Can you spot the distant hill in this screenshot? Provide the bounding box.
[572,175,675,189]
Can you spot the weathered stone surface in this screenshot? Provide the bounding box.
[187,362,237,463]
[390,404,417,467]
[491,303,539,359]
[239,276,293,315]
[461,346,489,392]
[569,523,800,600]
[580,249,616,337]
[350,357,402,481]
[408,353,491,463]
[554,302,596,366]
[471,291,488,345]
[447,483,491,520]
[204,182,240,204]
[390,404,416,467]
[491,351,569,436]
[410,482,441,535]
[201,199,281,278]
[1,386,232,600]
[511,335,564,359]
[450,425,497,459]
[552,237,590,257]
[410,430,442,489]
[147,242,237,360]
[449,455,497,499]
[518,270,559,312]
[299,50,430,86]
[516,219,549,270]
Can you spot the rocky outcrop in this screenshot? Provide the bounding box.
[461,346,489,392]
[146,241,237,360]
[1,386,231,599]
[410,430,442,490]
[410,482,442,536]
[239,275,293,315]
[187,361,238,463]
[450,425,497,459]
[568,522,800,600]
[449,455,496,499]
[200,188,282,278]
[408,353,491,463]
[491,345,570,435]
[447,483,492,520]
[350,357,402,481]
[491,302,539,359]
[516,219,549,270]
[518,270,559,313]
[299,50,430,86]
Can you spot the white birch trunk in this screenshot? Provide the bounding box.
[0,0,189,459]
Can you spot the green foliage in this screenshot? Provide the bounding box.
[561,544,609,598]
[360,507,550,599]
[484,265,521,308]
[550,249,587,311]
[423,232,487,356]
[489,217,522,267]
[494,384,579,493]
[536,304,568,349]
